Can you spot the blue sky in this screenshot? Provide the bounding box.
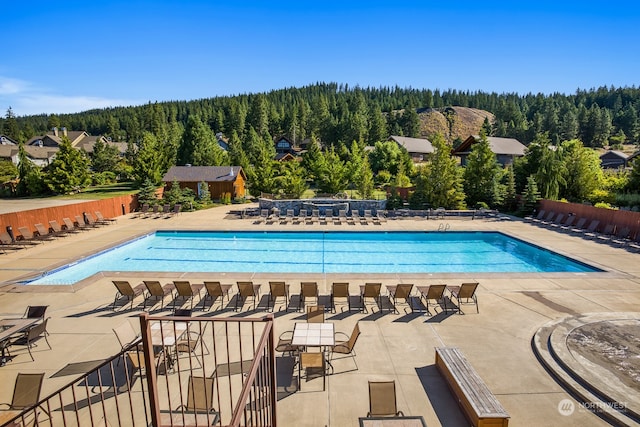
[2,1,639,116]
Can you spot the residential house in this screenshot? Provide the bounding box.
[599,150,628,169]
[453,135,526,167]
[0,141,57,167]
[388,135,434,162]
[162,165,246,200]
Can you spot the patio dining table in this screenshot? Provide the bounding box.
[0,318,39,366]
[359,416,427,427]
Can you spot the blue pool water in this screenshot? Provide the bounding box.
[25,231,600,285]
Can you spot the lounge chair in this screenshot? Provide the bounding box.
[9,318,51,361]
[525,209,545,222]
[0,230,29,251]
[611,227,632,246]
[351,210,361,225]
[324,210,333,224]
[417,284,448,314]
[448,282,479,314]
[573,219,599,235]
[0,373,47,424]
[135,203,150,218]
[531,210,550,224]
[311,209,320,224]
[111,280,145,310]
[359,282,382,313]
[284,209,295,223]
[386,283,414,313]
[84,213,103,227]
[62,217,86,232]
[557,215,576,232]
[49,219,76,236]
[306,305,325,323]
[331,282,352,312]
[585,222,611,239]
[330,322,360,372]
[171,204,182,215]
[297,209,308,224]
[567,217,587,233]
[74,215,92,230]
[255,209,269,224]
[172,280,204,309]
[267,281,290,312]
[161,204,171,216]
[17,226,49,243]
[95,211,117,224]
[170,375,219,425]
[34,223,59,239]
[595,224,617,242]
[235,281,261,311]
[299,282,319,311]
[375,210,388,223]
[112,321,141,351]
[363,210,375,224]
[203,281,233,311]
[545,213,564,228]
[538,211,556,226]
[142,280,173,310]
[367,380,404,417]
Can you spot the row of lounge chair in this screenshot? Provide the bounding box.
[134,203,181,218]
[525,209,640,250]
[253,208,387,225]
[0,212,116,253]
[112,280,479,315]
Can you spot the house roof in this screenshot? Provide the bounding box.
[388,135,434,154]
[0,135,19,145]
[0,145,57,161]
[162,166,246,183]
[275,153,296,161]
[454,135,526,156]
[0,145,18,159]
[599,150,628,160]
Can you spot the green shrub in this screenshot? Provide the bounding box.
[594,202,618,210]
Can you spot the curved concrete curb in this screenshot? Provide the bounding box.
[532,312,640,427]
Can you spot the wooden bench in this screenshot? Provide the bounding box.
[435,347,509,427]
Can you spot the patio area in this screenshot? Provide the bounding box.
[0,203,639,426]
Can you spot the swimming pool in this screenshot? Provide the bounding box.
[23,231,600,285]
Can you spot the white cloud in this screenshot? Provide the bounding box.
[0,75,142,116]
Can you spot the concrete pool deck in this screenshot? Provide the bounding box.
[0,204,639,426]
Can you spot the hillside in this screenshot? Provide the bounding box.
[417,106,494,143]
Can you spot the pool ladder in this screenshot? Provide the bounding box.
[438,223,451,232]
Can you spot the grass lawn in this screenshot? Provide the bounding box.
[54,182,139,199]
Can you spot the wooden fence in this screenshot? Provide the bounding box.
[0,195,138,234]
[539,199,640,236]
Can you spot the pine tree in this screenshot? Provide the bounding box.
[426,133,466,209]
[133,132,164,185]
[44,137,91,194]
[3,108,20,141]
[521,175,542,215]
[463,131,503,208]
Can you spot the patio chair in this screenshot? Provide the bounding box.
[172,281,204,310]
[9,318,51,361]
[203,281,233,311]
[359,282,382,313]
[143,280,173,310]
[299,282,319,311]
[306,305,325,323]
[126,347,162,379]
[275,330,302,355]
[268,281,290,312]
[0,373,48,424]
[417,284,448,314]
[175,322,210,368]
[298,352,326,391]
[330,322,360,372]
[386,283,414,313]
[367,380,404,417]
[174,375,220,425]
[331,282,352,312]
[95,211,117,224]
[111,280,145,310]
[112,321,141,351]
[448,282,479,314]
[23,305,48,322]
[235,281,261,311]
